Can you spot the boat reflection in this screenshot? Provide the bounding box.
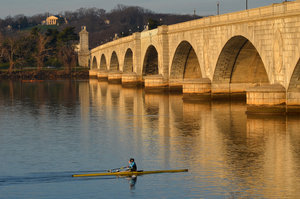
[127,176,137,190]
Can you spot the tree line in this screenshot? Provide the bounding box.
[0,27,78,73]
[65,5,200,48]
[0,5,201,49]
[0,5,201,73]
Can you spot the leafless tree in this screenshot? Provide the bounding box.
[33,32,50,70]
[2,36,18,73]
[0,32,4,58]
[58,44,77,74]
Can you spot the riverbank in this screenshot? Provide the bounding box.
[0,69,89,80]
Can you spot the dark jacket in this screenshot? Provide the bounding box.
[129,161,137,171]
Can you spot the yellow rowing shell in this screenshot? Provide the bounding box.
[72,169,188,177]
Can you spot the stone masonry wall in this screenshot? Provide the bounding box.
[87,1,300,93]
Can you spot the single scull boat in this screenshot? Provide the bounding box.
[72,169,188,177]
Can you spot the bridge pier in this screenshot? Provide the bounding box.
[182,78,211,101]
[211,83,258,100]
[287,91,300,113]
[97,70,108,81]
[89,70,99,78]
[108,71,122,84]
[169,79,183,92]
[211,83,231,100]
[246,84,286,114]
[144,75,169,92]
[122,72,142,87]
[230,83,256,100]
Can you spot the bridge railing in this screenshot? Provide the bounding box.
[168,1,300,33]
[90,1,300,50]
[91,34,135,53]
[141,29,158,39]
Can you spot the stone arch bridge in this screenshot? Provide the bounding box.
[79,0,300,113]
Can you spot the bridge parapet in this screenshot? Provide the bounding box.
[168,1,299,33]
[141,29,158,39]
[91,34,135,53]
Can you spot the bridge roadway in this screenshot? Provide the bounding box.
[78,0,300,114]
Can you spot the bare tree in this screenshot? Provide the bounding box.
[33,31,50,70]
[56,27,78,74]
[2,36,18,73]
[1,32,31,72]
[0,32,3,58]
[58,44,77,74]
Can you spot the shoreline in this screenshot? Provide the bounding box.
[0,70,89,80]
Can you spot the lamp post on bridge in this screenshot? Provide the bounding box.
[246,0,248,10]
[217,1,220,15]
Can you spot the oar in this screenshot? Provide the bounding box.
[107,166,127,172]
[70,168,123,174]
[81,169,111,173]
[74,167,128,174]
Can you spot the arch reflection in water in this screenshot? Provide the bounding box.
[85,81,300,198]
[0,80,298,198]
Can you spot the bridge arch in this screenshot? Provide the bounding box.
[123,48,133,72]
[143,45,159,76]
[170,41,202,80]
[100,54,107,71]
[213,36,269,87]
[288,59,300,92]
[91,56,98,69]
[110,51,119,71]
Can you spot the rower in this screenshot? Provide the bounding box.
[127,158,137,171]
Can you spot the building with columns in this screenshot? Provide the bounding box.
[46,16,59,25]
[42,15,68,26]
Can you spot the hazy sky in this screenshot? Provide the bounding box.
[0,0,289,18]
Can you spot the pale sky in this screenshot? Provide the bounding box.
[0,0,289,18]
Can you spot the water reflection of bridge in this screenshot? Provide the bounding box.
[81,79,300,198]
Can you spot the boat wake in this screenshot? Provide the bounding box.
[0,170,115,186]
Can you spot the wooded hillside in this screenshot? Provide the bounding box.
[0,5,201,48]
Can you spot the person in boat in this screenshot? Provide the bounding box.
[127,158,137,171]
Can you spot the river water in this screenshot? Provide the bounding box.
[0,79,299,199]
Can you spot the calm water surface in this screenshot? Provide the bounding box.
[0,80,300,199]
